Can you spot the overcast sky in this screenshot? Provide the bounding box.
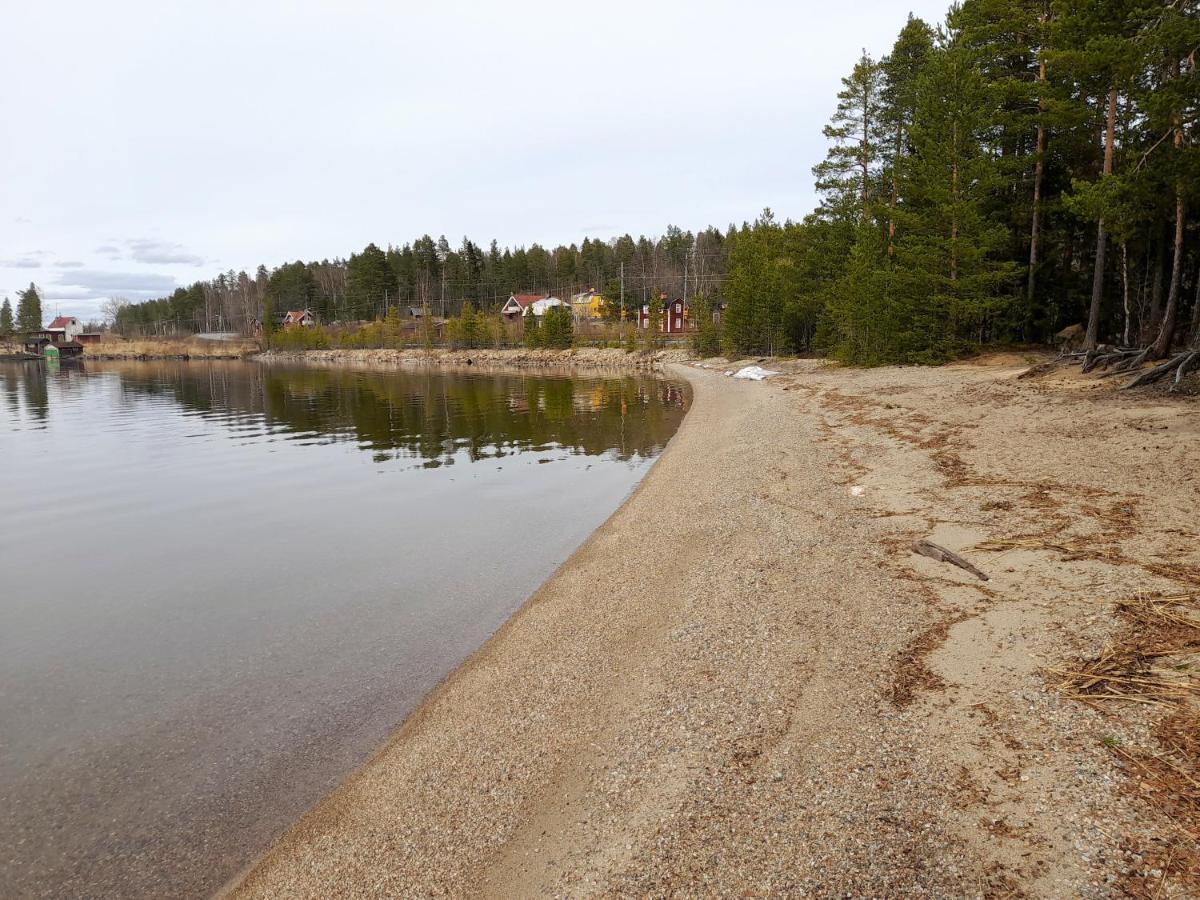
[1,0,950,321]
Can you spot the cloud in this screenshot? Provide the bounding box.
[126,238,205,266]
[0,256,43,268]
[51,269,177,300]
[54,260,85,268]
[95,244,122,258]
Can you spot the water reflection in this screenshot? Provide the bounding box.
[16,361,687,466]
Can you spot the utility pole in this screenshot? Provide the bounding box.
[619,262,625,321]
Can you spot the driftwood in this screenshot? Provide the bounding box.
[912,539,990,581]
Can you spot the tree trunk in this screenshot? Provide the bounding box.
[1146,227,1165,343]
[1084,87,1117,353]
[1149,72,1186,361]
[1122,243,1131,347]
[862,101,871,225]
[950,121,959,283]
[1150,194,1185,359]
[1026,33,1048,313]
[888,123,901,257]
[1190,267,1200,347]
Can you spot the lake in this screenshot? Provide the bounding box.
[0,359,687,899]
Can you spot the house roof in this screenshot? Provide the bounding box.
[508,293,545,309]
[283,309,311,322]
[48,316,77,329]
[526,297,565,316]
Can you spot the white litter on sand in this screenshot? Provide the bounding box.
[850,485,866,496]
[732,365,779,381]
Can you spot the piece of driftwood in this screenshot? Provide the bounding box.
[912,539,990,581]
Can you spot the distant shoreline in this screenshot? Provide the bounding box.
[30,342,692,370]
[256,346,691,372]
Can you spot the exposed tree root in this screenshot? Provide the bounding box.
[1124,350,1199,390]
[1081,347,1142,374]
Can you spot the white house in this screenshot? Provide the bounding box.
[525,296,566,317]
[47,316,83,342]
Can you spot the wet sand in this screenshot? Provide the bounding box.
[231,355,1199,898]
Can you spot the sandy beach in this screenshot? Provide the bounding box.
[229,354,1199,898]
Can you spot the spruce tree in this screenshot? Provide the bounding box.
[723,211,796,355]
[346,243,396,318]
[523,312,542,349]
[541,305,574,349]
[15,284,43,333]
[889,29,1019,361]
[881,16,936,257]
[0,298,13,337]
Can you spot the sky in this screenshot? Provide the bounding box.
[1,0,951,322]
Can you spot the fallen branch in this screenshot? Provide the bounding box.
[912,539,989,581]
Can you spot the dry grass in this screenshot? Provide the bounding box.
[91,337,258,358]
[1049,594,1199,706]
[1049,592,1200,897]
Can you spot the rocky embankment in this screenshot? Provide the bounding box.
[257,347,691,371]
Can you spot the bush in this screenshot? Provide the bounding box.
[271,324,331,350]
[540,305,574,349]
[523,313,542,348]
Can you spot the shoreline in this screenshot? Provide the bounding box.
[227,354,1198,897]
[255,346,691,372]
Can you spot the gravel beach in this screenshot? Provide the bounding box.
[229,354,1199,898]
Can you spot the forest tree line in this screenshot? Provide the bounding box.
[107,0,1198,365]
[109,229,727,338]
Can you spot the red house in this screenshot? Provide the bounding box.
[638,297,689,334]
[282,309,315,328]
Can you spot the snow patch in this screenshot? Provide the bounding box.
[732,365,779,381]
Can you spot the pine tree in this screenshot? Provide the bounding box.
[1051,0,1150,351]
[15,284,43,333]
[0,298,13,337]
[813,52,888,224]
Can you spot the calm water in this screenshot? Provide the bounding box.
[0,360,687,900]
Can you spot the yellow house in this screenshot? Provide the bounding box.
[570,289,606,320]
